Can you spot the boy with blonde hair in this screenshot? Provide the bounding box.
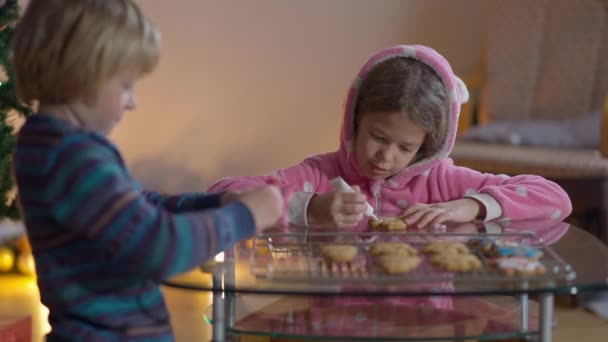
[12,1,284,340]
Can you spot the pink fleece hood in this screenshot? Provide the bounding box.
[337,45,469,186]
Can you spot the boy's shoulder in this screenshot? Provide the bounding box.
[18,114,84,143]
[16,114,119,160]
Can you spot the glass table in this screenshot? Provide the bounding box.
[164,218,608,341]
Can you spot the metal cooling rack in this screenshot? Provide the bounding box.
[250,231,576,288]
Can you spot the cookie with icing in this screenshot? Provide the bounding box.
[493,240,543,259]
[369,217,408,231]
[492,257,546,276]
[466,237,497,255]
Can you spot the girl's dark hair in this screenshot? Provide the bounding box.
[354,57,448,161]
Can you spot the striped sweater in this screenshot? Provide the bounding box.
[13,114,256,341]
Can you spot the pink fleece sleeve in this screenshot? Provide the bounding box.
[430,159,572,222]
[208,153,340,225]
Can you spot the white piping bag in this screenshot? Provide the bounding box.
[330,177,380,221]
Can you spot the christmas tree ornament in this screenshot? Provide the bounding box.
[0,246,14,272]
[16,251,34,275]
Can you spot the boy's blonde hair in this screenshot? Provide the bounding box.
[11,0,160,105]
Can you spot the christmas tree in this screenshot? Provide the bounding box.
[0,0,31,220]
[0,0,34,275]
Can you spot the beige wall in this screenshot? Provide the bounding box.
[23,0,489,192]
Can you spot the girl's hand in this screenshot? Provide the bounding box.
[401,198,485,229]
[306,186,368,228]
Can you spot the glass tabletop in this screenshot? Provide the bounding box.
[164,218,608,297]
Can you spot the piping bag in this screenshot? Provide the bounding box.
[330,177,380,221]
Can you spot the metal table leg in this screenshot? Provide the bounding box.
[212,274,225,342]
[225,249,236,329]
[519,293,529,332]
[212,249,236,341]
[226,292,235,328]
[539,293,554,342]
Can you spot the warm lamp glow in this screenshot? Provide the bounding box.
[0,275,51,340]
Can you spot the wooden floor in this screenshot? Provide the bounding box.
[0,276,606,341]
[552,306,608,342]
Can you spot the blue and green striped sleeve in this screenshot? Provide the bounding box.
[142,190,226,212]
[47,136,256,282]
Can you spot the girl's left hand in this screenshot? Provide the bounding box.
[401,198,485,229]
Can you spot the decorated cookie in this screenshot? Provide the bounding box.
[376,255,421,274]
[493,240,543,259]
[370,242,417,257]
[423,241,470,255]
[492,257,546,276]
[369,217,408,231]
[320,245,358,262]
[431,253,482,272]
[466,237,497,255]
[494,239,520,248]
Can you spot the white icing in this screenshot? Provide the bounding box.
[496,257,543,272]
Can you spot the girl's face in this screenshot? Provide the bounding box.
[353,111,426,180]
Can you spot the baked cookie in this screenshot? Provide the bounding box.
[255,244,272,256]
[369,217,408,231]
[320,244,358,262]
[272,255,308,273]
[431,253,482,272]
[370,242,417,257]
[423,241,470,255]
[492,257,546,276]
[369,218,383,230]
[376,255,421,274]
[466,237,497,256]
[494,241,543,260]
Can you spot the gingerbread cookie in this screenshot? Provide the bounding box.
[370,242,417,257]
[492,257,546,276]
[320,244,358,262]
[369,217,408,231]
[431,253,482,272]
[423,241,470,255]
[376,255,421,274]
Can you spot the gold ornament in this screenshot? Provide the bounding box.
[16,235,31,253]
[0,246,15,272]
[17,252,35,275]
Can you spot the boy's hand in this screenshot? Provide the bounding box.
[235,185,283,233]
[306,186,368,228]
[400,198,484,229]
[220,190,242,205]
